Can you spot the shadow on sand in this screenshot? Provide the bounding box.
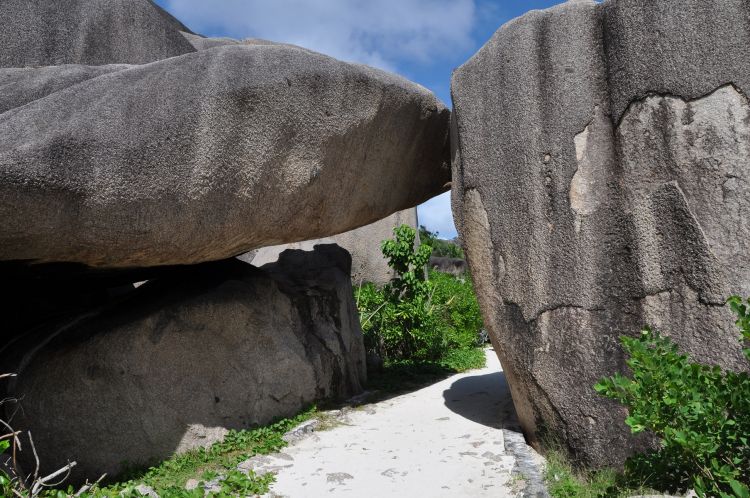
[443,366,551,497]
[442,370,521,431]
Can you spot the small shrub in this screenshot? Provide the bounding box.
[438,347,486,372]
[366,349,486,395]
[356,225,441,361]
[355,225,485,364]
[429,270,484,350]
[595,296,750,498]
[219,469,274,496]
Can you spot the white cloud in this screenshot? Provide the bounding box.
[163,0,476,72]
[418,191,457,239]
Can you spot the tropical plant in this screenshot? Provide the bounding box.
[594,296,750,498]
[355,225,484,363]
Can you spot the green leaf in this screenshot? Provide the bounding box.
[730,480,750,498]
[593,381,609,394]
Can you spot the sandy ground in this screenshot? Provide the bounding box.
[247,348,547,498]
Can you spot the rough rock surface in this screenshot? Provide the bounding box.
[428,256,467,277]
[0,44,450,268]
[3,245,366,480]
[451,0,750,466]
[180,32,281,51]
[0,0,196,68]
[0,65,128,114]
[249,208,419,285]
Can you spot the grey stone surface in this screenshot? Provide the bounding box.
[451,0,750,467]
[281,419,321,444]
[181,32,242,51]
[3,245,366,480]
[0,65,129,114]
[428,256,467,277]
[249,208,419,285]
[0,44,450,268]
[134,485,159,498]
[0,0,196,68]
[181,32,281,51]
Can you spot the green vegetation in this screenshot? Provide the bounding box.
[545,296,750,498]
[355,224,486,395]
[2,407,317,497]
[543,447,649,498]
[419,225,464,259]
[429,270,484,351]
[594,296,750,498]
[366,347,486,394]
[355,224,485,368]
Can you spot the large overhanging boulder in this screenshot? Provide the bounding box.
[451,0,750,467]
[0,0,196,68]
[0,43,450,268]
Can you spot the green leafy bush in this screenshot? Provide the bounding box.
[429,270,484,351]
[355,225,484,364]
[595,296,750,498]
[356,225,441,361]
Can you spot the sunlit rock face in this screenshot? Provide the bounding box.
[451,0,750,467]
[0,0,196,68]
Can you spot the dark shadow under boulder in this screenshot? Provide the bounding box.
[2,244,365,482]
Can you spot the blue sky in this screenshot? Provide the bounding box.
[155,0,563,239]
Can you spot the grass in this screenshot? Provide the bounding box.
[543,448,656,498]
[440,346,487,372]
[366,346,486,394]
[52,406,319,497]
[313,409,345,431]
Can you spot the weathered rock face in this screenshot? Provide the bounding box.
[180,32,281,51]
[0,0,196,68]
[428,256,467,277]
[3,245,365,480]
[0,65,129,114]
[451,0,750,467]
[0,43,450,268]
[249,208,419,285]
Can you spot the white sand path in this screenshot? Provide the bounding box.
[247,348,548,497]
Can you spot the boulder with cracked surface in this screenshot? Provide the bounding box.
[2,244,366,481]
[451,0,750,466]
[0,43,450,268]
